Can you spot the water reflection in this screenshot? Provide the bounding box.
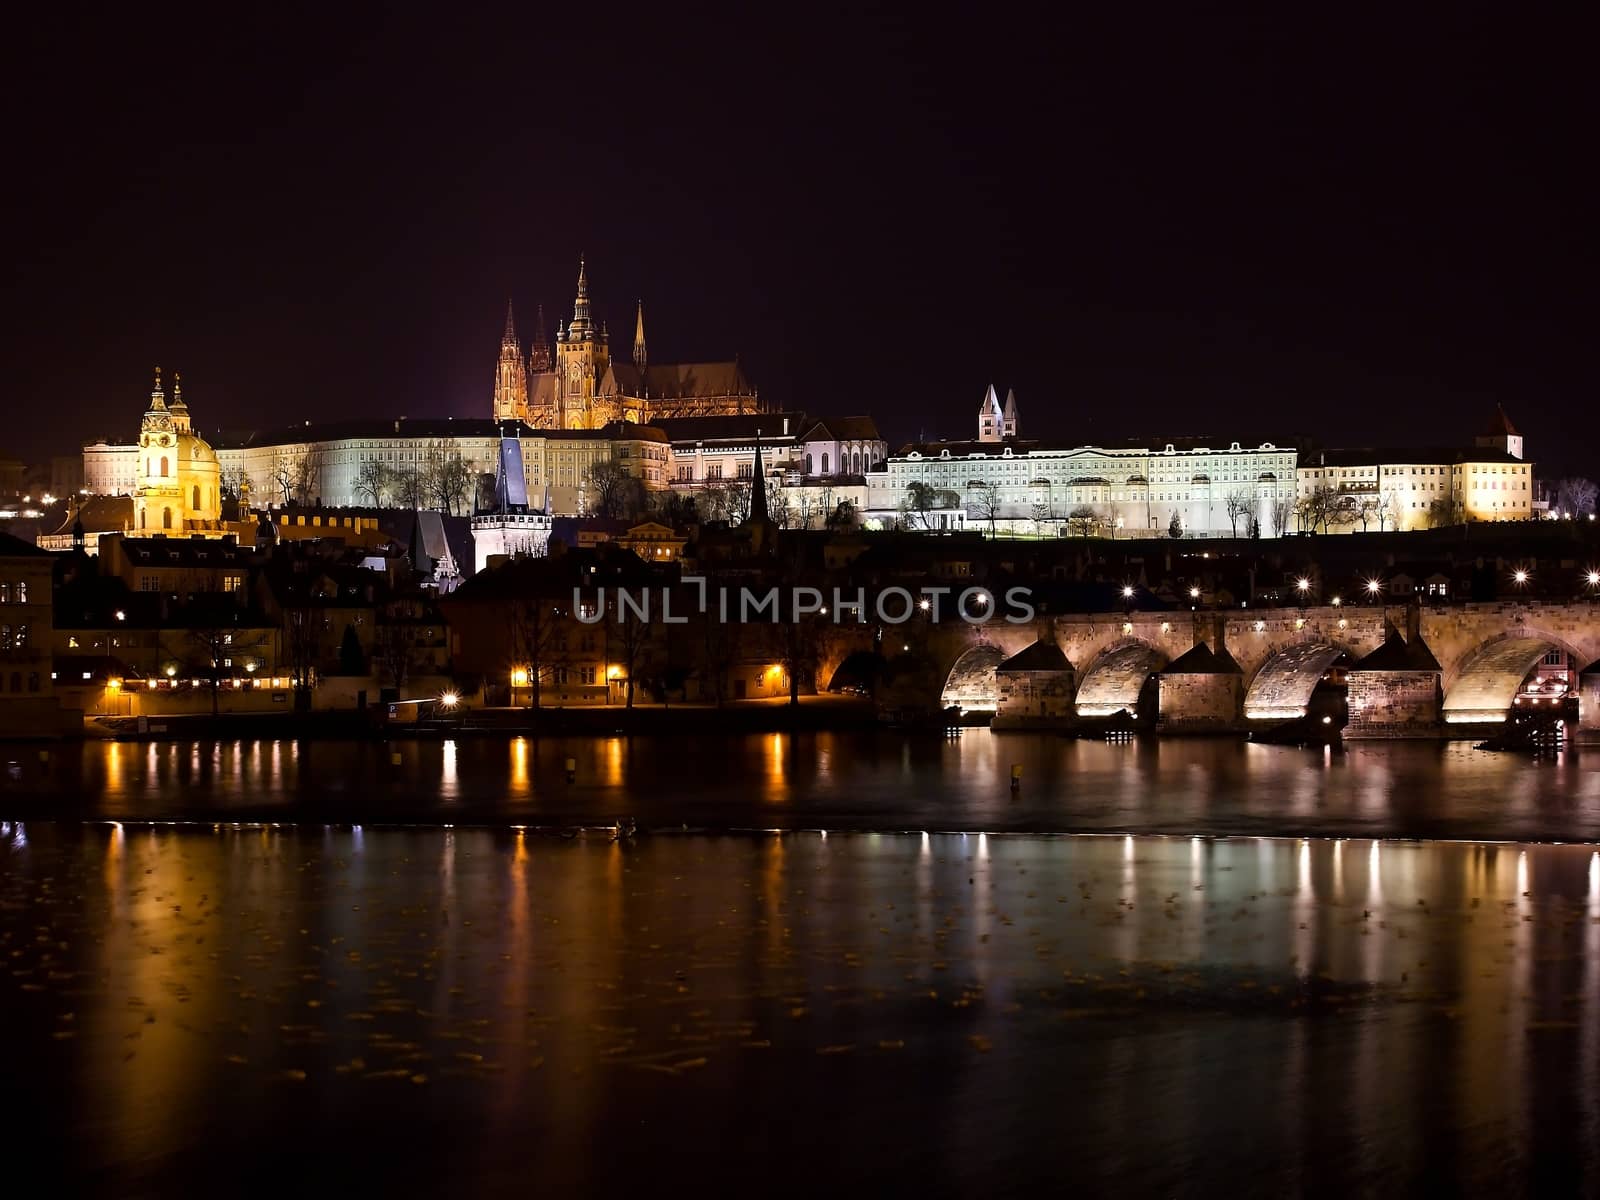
[11,732,1600,842]
[4,826,1598,1193]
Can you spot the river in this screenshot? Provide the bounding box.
[2,731,1599,840]
[2,733,1599,1195]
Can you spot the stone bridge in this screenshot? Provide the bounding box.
[824,600,1600,738]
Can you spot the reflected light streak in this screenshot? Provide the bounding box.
[442,738,459,797]
[510,737,529,793]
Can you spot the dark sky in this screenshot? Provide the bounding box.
[3,6,1593,471]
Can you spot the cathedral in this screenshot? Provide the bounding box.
[491,259,763,429]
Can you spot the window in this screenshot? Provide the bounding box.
[580,666,597,685]
[162,508,172,530]
[822,453,830,474]
[160,456,169,478]
[804,453,813,474]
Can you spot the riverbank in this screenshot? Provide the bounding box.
[76,696,882,740]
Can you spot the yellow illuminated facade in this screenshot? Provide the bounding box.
[493,259,762,429]
[132,369,222,535]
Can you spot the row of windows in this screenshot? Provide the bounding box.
[1,623,31,651]
[0,671,42,693]
[0,582,29,604]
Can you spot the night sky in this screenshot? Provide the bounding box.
[3,7,1591,470]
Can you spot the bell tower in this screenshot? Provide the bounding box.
[134,368,181,534]
[492,300,528,422]
[555,258,611,428]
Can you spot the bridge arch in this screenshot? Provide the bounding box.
[1243,641,1355,721]
[1441,633,1581,725]
[1074,640,1167,717]
[940,643,1009,712]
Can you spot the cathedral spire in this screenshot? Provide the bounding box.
[571,256,592,330]
[633,300,648,374]
[492,301,528,421]
[528,304,551,373]
[171,370,186,409]
[750,428,769,524]
[150,366,166,410]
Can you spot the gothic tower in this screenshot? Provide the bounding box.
[492,300,528,422]
[527,304,552,373]
[633,300,648,375]
[977,384,1004,442]
[555,258,611,428]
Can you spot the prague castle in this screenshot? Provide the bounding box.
[491,259,762,429]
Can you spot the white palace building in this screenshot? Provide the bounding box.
[856,387,1530,537]
[859,386,1301,537]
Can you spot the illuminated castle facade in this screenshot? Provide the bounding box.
[492,259,762,429]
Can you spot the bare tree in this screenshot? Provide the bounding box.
[270,452,299,505]
[507,590,564,709]
[1556,477,1599,518]
[394,464,425,510]
[279,453,320,506]
[422,443,473,515]
[1375,491,1401,531]
[584,457,642,520]
[605,587,652,709]
[722,479,753,524]
[166,609,265,719]
[1296,485,1348,534]
[768,487,793,529]
[1224,489,1253,536]
[353,458,392,507]
[1066,504,1101,538]
[794,491,817,530]
[1030,498,1053,536]
[220,465,250,504]
[373,619,419,690]
[1268,496,1293,538]
[966,481,1001,536]
[900,481,957,531]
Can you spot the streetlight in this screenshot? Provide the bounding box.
[1330,595,1341,607]
[1513,568,1529,587]
[1365,578,1382,601]
[439,690,460,709]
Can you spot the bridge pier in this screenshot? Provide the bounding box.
[1577,665,1600,744]
[1156,642,1244,733]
